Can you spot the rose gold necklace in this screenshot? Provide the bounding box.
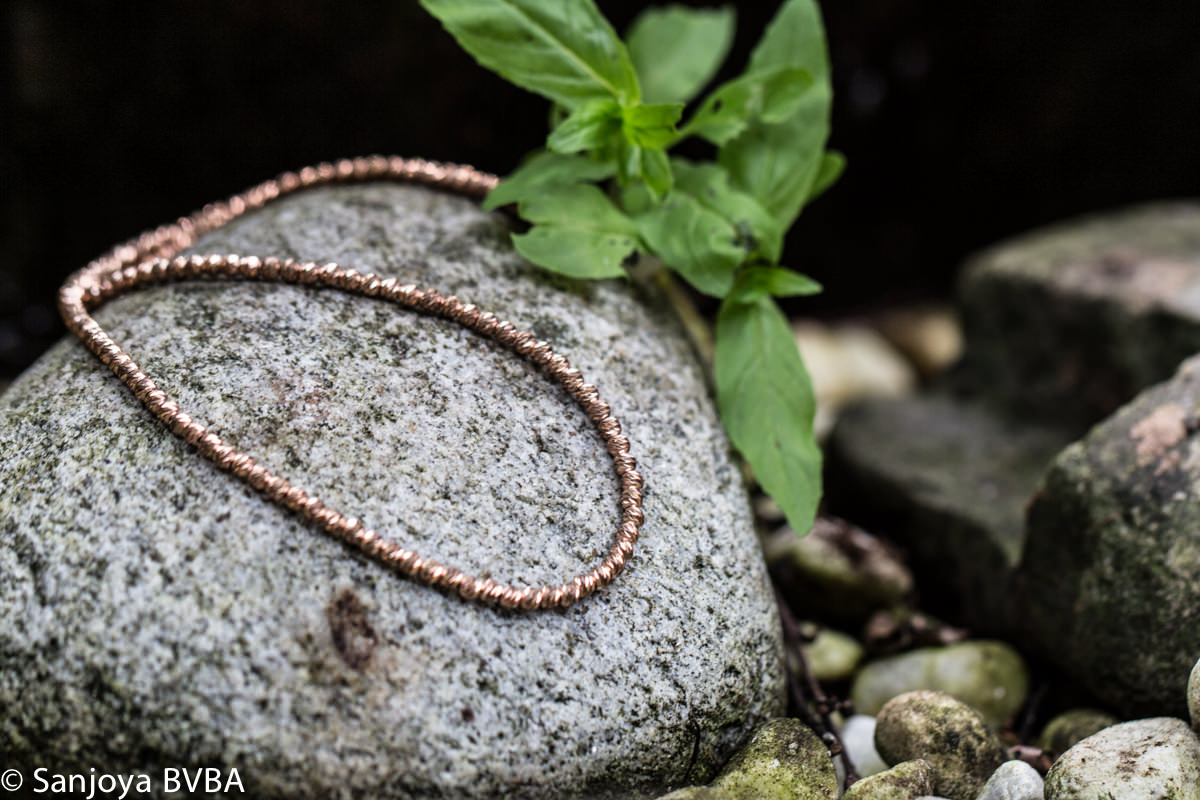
[57,156,643,611]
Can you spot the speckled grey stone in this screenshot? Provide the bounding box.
[1044,717,1200,799]
[0,183,784,798]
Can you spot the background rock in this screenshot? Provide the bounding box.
[826,394,1071,634]
[1019,355,1200,717]
[0,183,783,798]
[956,203,1200,427]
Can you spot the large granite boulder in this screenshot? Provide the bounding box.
[0,182,784,798]
[1019,354,1200,717]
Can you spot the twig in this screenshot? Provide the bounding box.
[1017,681,1048,745]
[773,586,860,787]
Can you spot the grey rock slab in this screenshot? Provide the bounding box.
[850,641,1030,729]
[956,202,1200,427]
[0,183,784,798]
[1019,354,1200,717]
[977,761,1044,800]
[826,394,1072,635]
[1044,717,1200,800]
[874,691,1008,800]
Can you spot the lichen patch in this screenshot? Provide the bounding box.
[1131,403,1188,470]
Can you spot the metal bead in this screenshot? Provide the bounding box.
[57,156,642,612]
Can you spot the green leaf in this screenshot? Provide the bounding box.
[547,99,622,153]
[621,103,684,149]
[728,266,822,303]
[681,66,812,146]
[718,0,833,228]
[625,5,736,104]
[483,151,616,211]
[635,192,743,297]
[639,147,674,198]
[512,184,638,279]
[807,150,845,202]
[618,180,656,216]
[616,141,674,199]
[672,159,783,262]
[419,0,641,108]
[715,294,821,535]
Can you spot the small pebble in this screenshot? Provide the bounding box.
[803,628,864,683]
[792,320,916,439]
[851,641,1029,728]
[841,715,889,779]
[872,304,964,377]
[874,691,1008,800]
[1036,709,1118,756]
[977,760,1044,800]
[843,759,934,799]
[1189,657,1200,731]
[1045,717,1200,799]
[764,517,912,624]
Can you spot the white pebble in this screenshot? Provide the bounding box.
[977,760,1044,800]
[842,714,889,779]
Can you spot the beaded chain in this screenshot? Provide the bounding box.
[57,156,644,611]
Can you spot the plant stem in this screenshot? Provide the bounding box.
[631,256,715,370]
[774,586,860,787]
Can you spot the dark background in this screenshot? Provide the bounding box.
[4,0,1200,379]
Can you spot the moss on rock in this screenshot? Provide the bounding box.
[843,759,935,799]
[710,719,838,800]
